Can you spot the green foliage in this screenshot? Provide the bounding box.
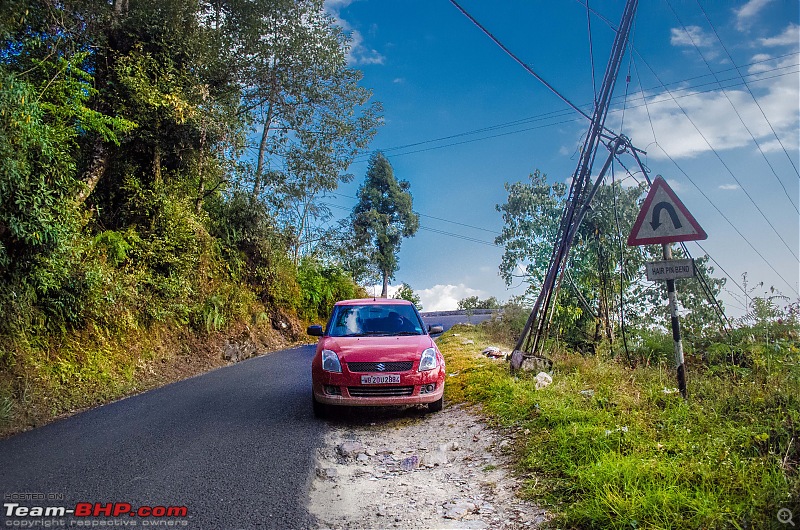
[482,299,531,345]
[496,170,727,353]
[0,0,382,435]
[297,258,366,321]
[457,296,501,310]
[440,323,800,529]
[393,283,423,310]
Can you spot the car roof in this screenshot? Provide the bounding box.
[334,298,413,307]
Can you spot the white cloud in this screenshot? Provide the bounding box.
[325,0,354,9]
[735,0,774,31]
[365,283,486,312]
[760,23,800,47]
[365,284,401,299]
[620,55,799,160]
[415,284,486,312]
[666,179,685,193]
[670,26,714,48]
[324,0,385,66]
[718,184,740,190]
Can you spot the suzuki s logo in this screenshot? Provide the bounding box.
[376,363,386,371]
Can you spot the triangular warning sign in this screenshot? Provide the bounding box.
[627,176,707,246]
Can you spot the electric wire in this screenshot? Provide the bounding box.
[666,0,799,214]
[634,49,798,262]
[586,0,598,105]
[610,161,632,363]
[695,0,800,179]
[448,0,594,124]
[679,241,734,332]
[327,191,498,234]
[657,145,798,297]
[346,61,797,163]
[320,202,499,248]
[630,52,800,295]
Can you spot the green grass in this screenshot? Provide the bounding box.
[440,324,800,529]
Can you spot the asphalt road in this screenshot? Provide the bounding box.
[0,345,322,530]
[0,312,484,529]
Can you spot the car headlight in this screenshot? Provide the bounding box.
[418,347,438,371]
[321,349,342,373]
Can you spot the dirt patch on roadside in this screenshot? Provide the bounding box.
[309,403,548,529]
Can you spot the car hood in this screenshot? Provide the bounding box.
[320,335,435,362]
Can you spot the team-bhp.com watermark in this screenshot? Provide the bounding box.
[3,495,188,528]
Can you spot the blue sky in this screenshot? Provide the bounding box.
[321,0,799,315]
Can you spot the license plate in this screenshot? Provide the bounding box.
[360,374,400,384]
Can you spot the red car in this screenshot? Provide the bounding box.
[307,298,445,417]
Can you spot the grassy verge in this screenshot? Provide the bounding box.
[440,324,799,529]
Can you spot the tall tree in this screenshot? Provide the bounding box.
[238,0,382,258]
[352,152,419,297]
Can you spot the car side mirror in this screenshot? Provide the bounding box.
[307,325,323,337]
[428,324,444,334]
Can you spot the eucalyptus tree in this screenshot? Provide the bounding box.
[236,0,382,258]
[352,152,419,298]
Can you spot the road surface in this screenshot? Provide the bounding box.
[0,345,322,529]
[0,312,486,528]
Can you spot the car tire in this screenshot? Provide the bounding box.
[427,396,443,413]
[312,394,328,419]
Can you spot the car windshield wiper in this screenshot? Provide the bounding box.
[393,331,422,336]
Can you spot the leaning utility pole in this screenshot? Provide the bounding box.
[511,0,640,368]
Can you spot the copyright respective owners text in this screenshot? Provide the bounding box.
[3,493,189,528]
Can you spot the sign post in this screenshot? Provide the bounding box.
[628,176,707,399]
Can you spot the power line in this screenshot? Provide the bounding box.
[633,50,799,264]
[448,0,593,123]
[694,0,800,180]
[327,192,498,234]
[629,54,799,297]
[418,226,498,247]
[348,61,797,163]
[657,146,798,297]
[665,0,798,215]
[320,201,499,247]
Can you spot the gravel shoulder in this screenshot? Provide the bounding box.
[308,403,548,529]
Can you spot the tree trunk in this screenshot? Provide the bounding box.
[253,67,279,200]
[153,143,162,186]
[114,0,129,16]
[76,139,110,205]
[381,271,389,298]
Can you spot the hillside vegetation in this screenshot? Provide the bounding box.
[0,0,378,436]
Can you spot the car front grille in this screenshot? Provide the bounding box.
[348,386,414,397]
[347,361,414,373]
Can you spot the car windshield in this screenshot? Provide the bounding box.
[326,304,425,337]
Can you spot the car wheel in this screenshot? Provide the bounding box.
[312,394,328,419]
[427,396,443,413]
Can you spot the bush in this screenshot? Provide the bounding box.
[483,300,530,345]
[297,258,365,321]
